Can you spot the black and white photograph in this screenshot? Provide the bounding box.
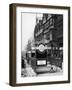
[21,13,63,77]
[9,4,70,86]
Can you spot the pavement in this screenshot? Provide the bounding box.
[21,59,36,77]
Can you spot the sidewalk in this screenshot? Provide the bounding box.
[21,59,36,77]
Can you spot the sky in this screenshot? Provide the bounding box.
[22,13,43,51]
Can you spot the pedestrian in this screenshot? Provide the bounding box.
[21,56,26,69]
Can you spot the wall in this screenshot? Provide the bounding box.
[0,0,72,90]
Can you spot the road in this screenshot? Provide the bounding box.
[21,59,63,77]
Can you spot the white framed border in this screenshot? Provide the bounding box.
[16,6,69,84]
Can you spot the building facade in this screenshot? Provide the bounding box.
[34,13,63,58]
[34,14,63,46]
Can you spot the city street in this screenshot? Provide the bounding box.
[21,13,63,77]
[21,59,63,77]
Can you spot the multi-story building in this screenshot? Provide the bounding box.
[34,13,63,68]
[53,14,63,48]
[34,14,63,50]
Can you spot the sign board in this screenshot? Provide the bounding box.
[38,44,45,52]
[37,60,46,65]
